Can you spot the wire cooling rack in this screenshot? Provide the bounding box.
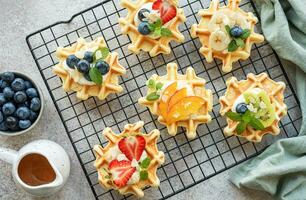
[26,0,302,199]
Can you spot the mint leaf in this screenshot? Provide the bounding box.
[140,157,151,169]
[89,67,103,85]
[236,121,247,135]
[147,79,156,89]
[148,23,155,32]
[242,110,252,123]
[161,28,172,37]
[154,28,162,36]
[140,170,149,180]
[155,82,163,90]
[249,117,265,130]
[228,40,238,52]
[94,47,109,61]
[146,92,160,101]
[240,29,251,39]
[225,111,242,121]
[234,38,245,48]
[225,25,231,36]
[155,19,162,28]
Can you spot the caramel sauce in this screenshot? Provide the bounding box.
[17,153,56,186]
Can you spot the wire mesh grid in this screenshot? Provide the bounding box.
[26,0,302,199]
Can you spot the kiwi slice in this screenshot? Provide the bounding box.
[243,88,276,128]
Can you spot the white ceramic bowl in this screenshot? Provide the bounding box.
[0,71,44,136]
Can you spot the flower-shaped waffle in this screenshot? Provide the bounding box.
[118,0,186,57]
[53,37,126,100]
[191,0,264,72]
[93,121,165,198]
[219,73,287,142]
[138,63,213,139]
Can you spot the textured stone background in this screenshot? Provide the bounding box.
[0,0,281,199]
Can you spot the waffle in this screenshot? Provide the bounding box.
[219,73,287,142]
[118,0,186,57]
[138,63,213,139]
[191,0,264,72]
[53,37,126,100]
[93,121,165,198]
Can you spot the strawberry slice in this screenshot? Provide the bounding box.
[152,0,162,10]
[160,4,177,24]
[118,135,146,161]
[109,160,136,187]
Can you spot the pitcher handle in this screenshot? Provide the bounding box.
[0,147,18,164]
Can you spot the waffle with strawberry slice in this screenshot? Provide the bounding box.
[93,121,165,197]
[118,0,186,57]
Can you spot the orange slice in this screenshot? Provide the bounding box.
[158,82,177,120]
[166,96,205,124]
[167,88,187,111]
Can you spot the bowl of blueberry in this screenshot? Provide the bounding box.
[0,71,44,136]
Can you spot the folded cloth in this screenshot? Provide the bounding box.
[230,0,306,199]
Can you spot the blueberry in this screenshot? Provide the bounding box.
[84,73,92,82]
[3,87,14,99]
[138,22,151,35]
[5,116,18,130]
[14,91,27,104]
[230,26,243,37]
[0,93,6,106]
[30,97,41,112]
[77,60,90,74]
[2,102,16,116]
[66,55,80,69]
[11,78,25,91]
[236,103,248,114]
[29,111,38,122]
[16,107,31,120]
[26,88,38,98]
[84,51,94,63]
[24,81,33,89]
[95,60,110,75]
[0,80,8,89]
[19,120,32,130]
[138,8,150,22]
[0,111,3,123]
[0,122,8,131]
[1,72,15,83]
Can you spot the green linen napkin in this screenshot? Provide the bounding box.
[230,0,306,199]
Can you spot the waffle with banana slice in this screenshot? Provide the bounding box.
[118,0,186,57]
[219,73,287,142]
[138,63,213,139]
[93,121,165,198]
[191,0,264,72]
[53,37,126,100]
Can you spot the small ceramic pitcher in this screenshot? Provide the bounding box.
[0,140,70,197]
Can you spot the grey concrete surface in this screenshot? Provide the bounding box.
[0,0,277,200]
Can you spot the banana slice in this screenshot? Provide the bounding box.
[209,30,230,51]
[228,12,250,29]
[207,11,231,32]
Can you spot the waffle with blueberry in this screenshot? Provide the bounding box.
[118,0,186,57]
[53,37,126,100]
[191,0,264,72]
[219,73,287,142]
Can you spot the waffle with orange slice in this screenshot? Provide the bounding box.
[53,37,126,100]
[118,0,186,57]
[138,63,213,139]
[191,0,264,72]
[93,121,165,197]
[219,73,287,142]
